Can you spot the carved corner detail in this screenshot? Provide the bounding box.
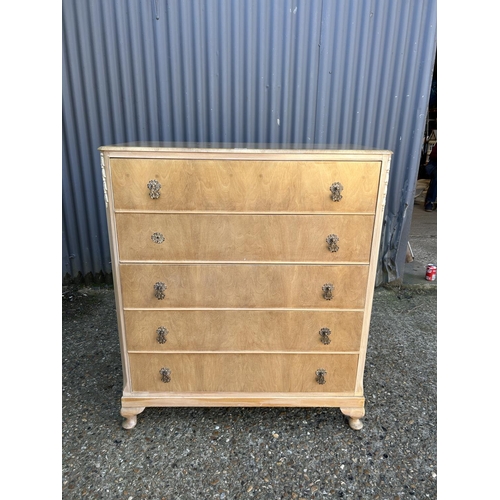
[100,153,109,208]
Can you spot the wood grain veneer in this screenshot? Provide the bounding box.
[119,263,369,309]
[128,353,358,393]
[115,213,375,263]
[123,310,364,352]
[110,158,381,212]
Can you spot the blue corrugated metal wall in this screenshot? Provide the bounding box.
[62,0,437,285]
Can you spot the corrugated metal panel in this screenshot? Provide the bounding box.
[62,0,437,285]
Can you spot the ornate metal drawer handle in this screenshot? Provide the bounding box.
[160,367,171,383]
[330,182,344,202]
[322,283,334,300]
[147,179,162,199]
[151,232,165,244]
[319,327,331,345]
[326,233,339,252]
[154,281,166,300]
[156,326,168,344]
[316,368,327,385]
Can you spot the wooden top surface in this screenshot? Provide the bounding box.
[99,142,392,156]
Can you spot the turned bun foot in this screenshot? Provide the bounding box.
[346,416,363,430]
[340,407,365,430]
[122,415,137,430]
[121,407,145,430]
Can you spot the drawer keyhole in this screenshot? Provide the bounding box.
[319,327,331,345]
[326,234,339,252]
[156,326,168,344]
[316,368,327,385]
[160,367,171,383]
[147,179,162,199]
[322,283,334,300]
[151,232,165,244]
[154,281,166,300]
[330,182,344,202]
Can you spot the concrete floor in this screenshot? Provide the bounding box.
[403,185,437,285]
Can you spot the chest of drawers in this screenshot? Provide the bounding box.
[99,144,391,430]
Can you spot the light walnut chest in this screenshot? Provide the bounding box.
[99,145,391,430]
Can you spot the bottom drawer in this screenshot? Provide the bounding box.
[128,353,358,393]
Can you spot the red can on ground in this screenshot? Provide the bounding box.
[425,264,437,281]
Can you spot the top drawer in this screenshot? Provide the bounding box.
[110,158,381,212]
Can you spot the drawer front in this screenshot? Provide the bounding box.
[110,158,381,212]
[124,310,364,352]
[116,213,374,262]
[128,353,358,393]
[120,264,369,309]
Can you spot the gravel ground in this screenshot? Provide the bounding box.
[62,284,437,499]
